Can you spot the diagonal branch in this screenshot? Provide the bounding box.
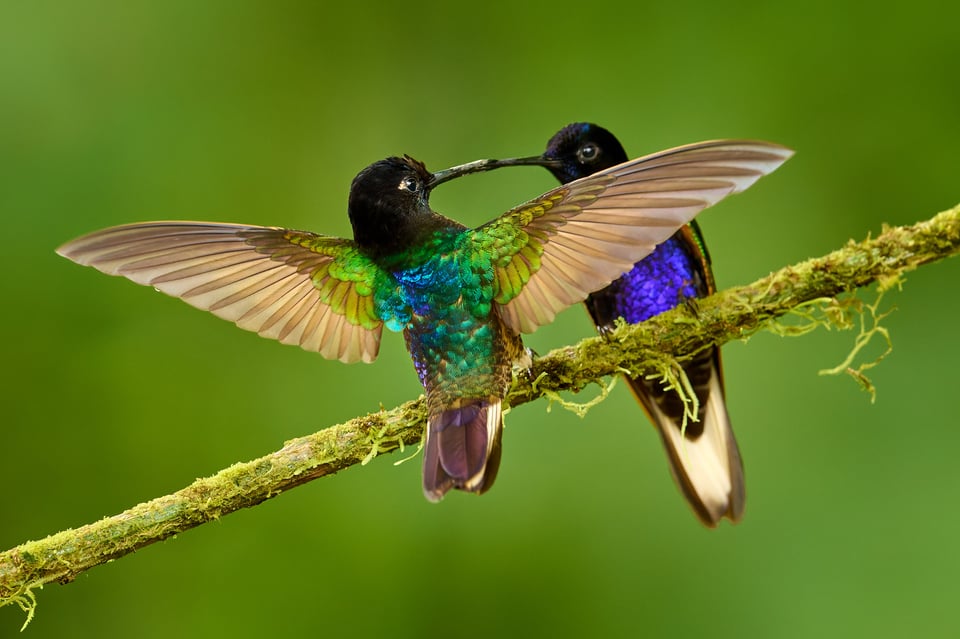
[3,203,959,619]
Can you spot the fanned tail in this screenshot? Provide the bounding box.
[628,352,745,526]
[423,398,502,502]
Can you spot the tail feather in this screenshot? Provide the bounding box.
[423,398,502,502]
[627,355,744,526]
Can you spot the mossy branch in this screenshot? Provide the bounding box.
[3,203,960,623]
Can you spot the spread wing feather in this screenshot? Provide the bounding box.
[474,140,793,334]
[57,222,384,363]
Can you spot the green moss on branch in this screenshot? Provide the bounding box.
[3,203,959,622]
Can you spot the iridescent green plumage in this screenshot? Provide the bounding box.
[57,142,792,501]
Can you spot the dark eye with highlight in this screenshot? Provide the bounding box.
[399,176,420,193]
[577,142,600,163]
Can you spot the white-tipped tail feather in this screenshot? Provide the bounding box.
[630,362,744,526]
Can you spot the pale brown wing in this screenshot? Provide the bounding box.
[57,222,384,363]
[474,140,793,334]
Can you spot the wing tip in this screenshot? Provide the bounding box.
[56,238,95,265]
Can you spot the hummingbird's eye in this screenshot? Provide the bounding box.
[399,176,420,193]
[577,142,600,163]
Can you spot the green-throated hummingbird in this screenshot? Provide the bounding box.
[58,140,790,501]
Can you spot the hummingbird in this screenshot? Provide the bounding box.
[537,122,748,526]
[57,141,791,502]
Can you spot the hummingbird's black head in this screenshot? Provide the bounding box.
[346,148,573,258]
[542,122,628,183]
[348,155,436,258]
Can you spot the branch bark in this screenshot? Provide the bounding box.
[3,203,959,619]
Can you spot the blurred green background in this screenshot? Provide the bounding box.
[3,1,959,637]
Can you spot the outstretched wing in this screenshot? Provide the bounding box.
[57,222,384,363]
[473,140,793,334]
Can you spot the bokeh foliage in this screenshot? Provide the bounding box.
[2,1,959,637]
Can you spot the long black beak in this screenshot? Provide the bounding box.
[427,155,562,190]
